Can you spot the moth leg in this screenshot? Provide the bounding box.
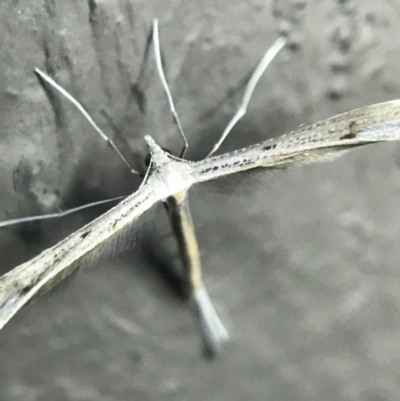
[34,69,141,176]
[165,190,229,356]
[152,19,189,158]
[0,196,126,228]
[205,36,286,158]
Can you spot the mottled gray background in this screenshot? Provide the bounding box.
[1,0,400,400]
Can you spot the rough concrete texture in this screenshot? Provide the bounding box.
[1,0,400,400]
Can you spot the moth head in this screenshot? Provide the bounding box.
[144,147,172,167]
[144,135,173,168]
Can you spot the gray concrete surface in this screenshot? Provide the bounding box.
[1,0,400,400]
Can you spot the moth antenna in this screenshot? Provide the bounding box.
[152,19,189,158]
[34,68,142,176]
[205,36,286,158]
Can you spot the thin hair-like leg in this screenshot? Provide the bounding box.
[205,37,286,158]
[152,19,189,158]
[34,69,141,176]
[0,196,127,227]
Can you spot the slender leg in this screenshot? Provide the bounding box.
[152,19,189,158]
[0,196,126,228]
[165,191,229,356]
[34,69,141,176]
[205,36,286,158]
